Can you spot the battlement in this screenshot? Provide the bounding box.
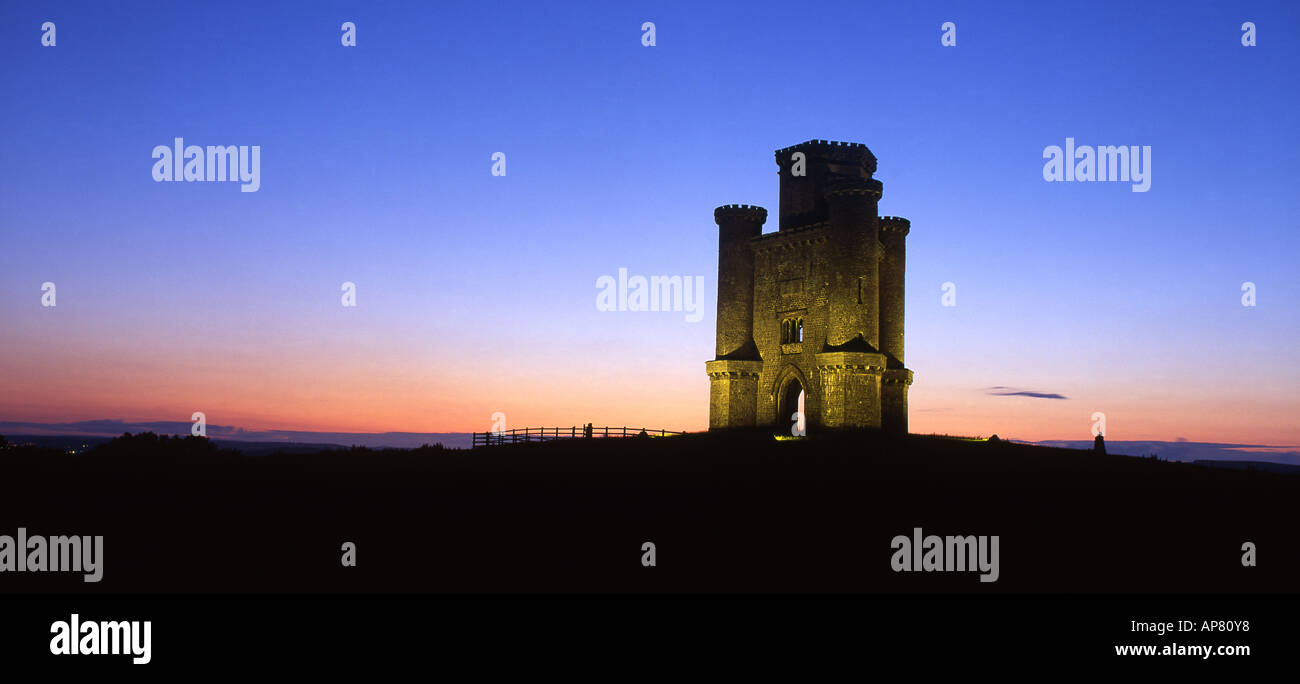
[774,139,877,173]
[774,139,870,153]
[714,204,769,223]
[880,216,911,235]
[774,139,875,157]
[751,221,830,252]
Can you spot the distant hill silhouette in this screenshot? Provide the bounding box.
[4,421,1297,465]
[2,429,1295,593]
[1192,459,1300,475]
[0,420,472,449]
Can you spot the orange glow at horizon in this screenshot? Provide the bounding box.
[4,346,1298,448]
[2,316,1297,446]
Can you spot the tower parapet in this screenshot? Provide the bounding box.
[714,204,768,223]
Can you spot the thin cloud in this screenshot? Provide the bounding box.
[985,386,1068,400]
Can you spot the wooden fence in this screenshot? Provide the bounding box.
[472,426,685,448]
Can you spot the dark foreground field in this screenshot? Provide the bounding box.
[0,431,1294,593]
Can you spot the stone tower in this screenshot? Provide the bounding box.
[705,140,913,433]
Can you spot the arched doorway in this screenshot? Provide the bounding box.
[777,376,806,436]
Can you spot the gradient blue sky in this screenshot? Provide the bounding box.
[2,1,1297,444]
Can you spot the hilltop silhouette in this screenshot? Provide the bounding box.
[1,429,1296,593]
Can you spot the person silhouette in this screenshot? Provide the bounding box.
[1093,433,1106,455]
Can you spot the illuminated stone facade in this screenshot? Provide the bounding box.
[706,140,912,433]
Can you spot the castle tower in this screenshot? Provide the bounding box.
[879,216,913,432]
[707,140,913,433]
[705,205,766,429]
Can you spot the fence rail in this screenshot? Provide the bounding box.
[472,426,686,448]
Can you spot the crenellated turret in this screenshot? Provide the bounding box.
[878,216,909,365]
[712,204,766,359]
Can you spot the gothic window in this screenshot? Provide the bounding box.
[781,317,805,344]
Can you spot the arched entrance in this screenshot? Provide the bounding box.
[777,375,806,436]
